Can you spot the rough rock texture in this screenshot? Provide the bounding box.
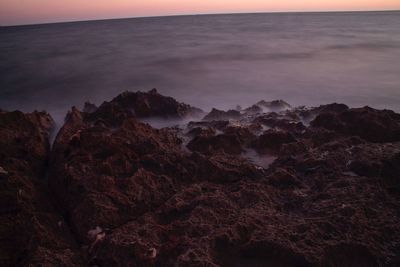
[203,108,241,121]
[2,89,400,266]
[252,129,297,153]
[0,110,85,266]
[85,88,203,120]
[311,106,400,142]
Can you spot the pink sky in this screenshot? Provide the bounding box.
[0,0,399,25]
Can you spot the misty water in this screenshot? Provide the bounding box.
[1,11,400,123]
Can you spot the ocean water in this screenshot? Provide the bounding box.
[1,11,400,122]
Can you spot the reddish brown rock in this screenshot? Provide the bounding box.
[0,110,85,266]
[88,88,203,121]
[243,104,263,115]
[203,108,241,121]
[188,120,230,131]
[311,106,400,142]
[223,125,257,145]
[187,133,243,155]
[186,126,216,138]
[252,129,297,153]
[348,142,400,193]
[48,102,264,266]
[312,103,349,114]
[253,112,306,134]
[49,112,186,243]
[187,125,257,155]
[3,91,400,267]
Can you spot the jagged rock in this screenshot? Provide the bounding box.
[187,124,258,155]
[312,103,349,114]
[267,167,302,188]
[223,126,257,145]
[186,127,216,138]
[252,129,297,153]
[188,120,230,131]
[203,108,241,121]
[0,110,85,266]
[348,143,400,193]
[187,134,243,155]
[89,89,203,122]
[311,106,400,142]
[3,91,400,266]
[243,104,263,115]
[83,102,98,113]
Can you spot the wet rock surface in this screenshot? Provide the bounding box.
[1,89,400,266]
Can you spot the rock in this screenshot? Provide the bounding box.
[187,125,257,155]
[188,120,230,131]
[243,104,263,115]
[3,91,400,266]
[89,89,203,121]
[187,134,243,155]
[311,106,400,142]
[186,127,216,138]
[312,103,349,114]
[83,101,98,113]
[322,243,378,267]
[267,167,302,188]
[49,110,186,243]
[253,113,306,134]
[0,110,85,266]
[348,143,400,193]
[252,129,297,153]
[223,125,257,145]
[0,166,8,175]
[202,108,241,121]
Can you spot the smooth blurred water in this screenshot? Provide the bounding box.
[1,11,400,122]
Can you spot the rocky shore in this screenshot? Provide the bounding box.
[1,89,399,267]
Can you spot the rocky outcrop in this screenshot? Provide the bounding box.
[252,129,297,153]
[311,106,400,142]
[85,88,203,120]
[2,90,400,266]
[187,133,243,154]
[203,108,241,121]
[0,110,85,266]
[47,91,266,266]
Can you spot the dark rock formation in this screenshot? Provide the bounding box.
[2,91,400,267]
[311,106,400,142]
[203,108,241,121]
[243,104,263,115]
[312,103,349,114]
[0,110,85,266]
[188,120,230,131]
[252,129,297,153]
[187,133,243,154]
[87,88,203,120]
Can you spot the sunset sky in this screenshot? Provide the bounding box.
[0,0,399,26]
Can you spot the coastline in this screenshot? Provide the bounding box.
[2,9,399,28]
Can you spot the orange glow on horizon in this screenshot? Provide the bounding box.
[0,0,399,25]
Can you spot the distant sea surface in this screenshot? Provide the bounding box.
[1,11,400,122]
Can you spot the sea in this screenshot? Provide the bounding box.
[1,11,400,123]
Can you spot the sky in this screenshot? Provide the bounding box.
[0,0,399,26]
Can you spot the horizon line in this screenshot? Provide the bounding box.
[2,9,399,28]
